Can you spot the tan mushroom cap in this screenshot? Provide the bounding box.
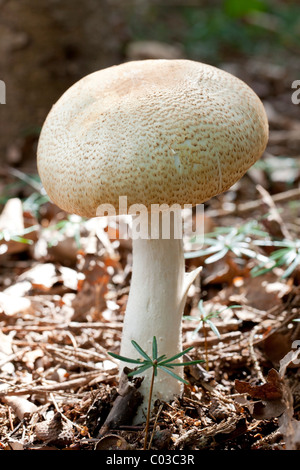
[37,59,268,217]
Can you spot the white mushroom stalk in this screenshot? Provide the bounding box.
[120,209,201,422]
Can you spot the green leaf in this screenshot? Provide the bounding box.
[193,321,204,336]
[251,265,273,277]
[205,311,221,320]
[205,319,221,338]
[270,247,292,260]
[152,336,158,361]
[10,236,34,245]
[158,365,189,385]
[159,347,193,365]
[131,340,152,362]
[182,315,195,321]
[156,354,167,363]
[164,359,204,367]
[282,252,300,279]
[224,0,267,18]
[238,247,258,259]
[184,244,222,259]
[21,225,40,235]
[107,351,145,365]
[205,247,229,264]
[127,363,153,377]
[197,299,206,316]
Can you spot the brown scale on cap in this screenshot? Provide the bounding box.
[37,59,269,217]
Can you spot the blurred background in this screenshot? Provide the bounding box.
[0,0,299,179]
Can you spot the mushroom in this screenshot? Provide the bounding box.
[37,59,269,422]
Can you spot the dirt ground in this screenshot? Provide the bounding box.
[0,0,300,451]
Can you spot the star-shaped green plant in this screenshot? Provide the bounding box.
[108,336,203,450]
[109,336,202,383]
[183,300,240,370]
[185,221,269,264]
[251,238,300,279]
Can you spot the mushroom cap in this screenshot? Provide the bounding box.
[37,59,268,217]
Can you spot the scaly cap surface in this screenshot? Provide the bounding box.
[37,60,269,216]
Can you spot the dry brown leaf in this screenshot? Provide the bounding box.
[218,272,285,311]
[83,263,110,287]
[252,398,286,420]
[235,369,283,401]
[263,332,294,365]
[203,256,251,286]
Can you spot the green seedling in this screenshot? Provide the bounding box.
[251,238,300,279]
[0,212,84,254]
[108,336,203,450]
[185,221,269,264]
[7,168,44,194]
[23,192,50,218]
[184,300,240,371]
[254,156,300,185]
[0,190,88,255]
[0,225,39,247]
[43,215,85,249]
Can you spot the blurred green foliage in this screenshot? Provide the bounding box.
[224,0,267,17]
[129,0,300,63]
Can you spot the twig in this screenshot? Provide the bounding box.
[0,371,109,397]
[43,347,101,371]
[251,429,283,450]
[64,331,78,349]
[148,404,163,450]
[8,407,14,432]
[0,348,30,369]
[256,185,292,239]
[249,325,265,383]
[173,416,240,449]
[201,316,209,371]
[143,366,155,451]
[5,420,24,441]
[206,186,300,218]
[49,393,84,433]
[5,167,44,193]
[183,331,241,349]
[2,321,123,332]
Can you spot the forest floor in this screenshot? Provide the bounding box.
[0,51,300,450]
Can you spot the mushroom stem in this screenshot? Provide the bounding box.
[120,209,200,423]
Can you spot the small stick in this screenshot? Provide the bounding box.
[0,371,107,397]
[50,393,83,433]
[2,321,123,332]
[201,316,209,372]
[148,404,163,450]
[256,185,291,240]
[8,406,14,432]
[143,365,156,451]
[249,326,265,383]
[183,331,241,349]
[206,186,300,218]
